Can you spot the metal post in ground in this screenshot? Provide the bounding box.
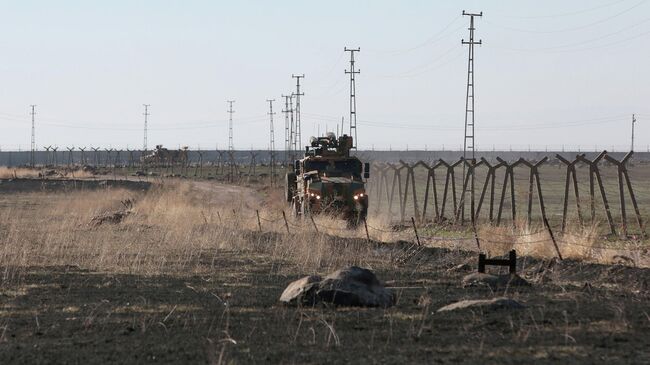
[411,217,421,246]
[282,211,290,234]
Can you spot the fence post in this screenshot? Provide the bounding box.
[256,210,262,232]
[309,215,319,233]
[605,151,646,237]
[543,217,563,260]
[495,158,513,226]
[578,152,616,235]
[471,220,481,251]
[422,162,440,222]
[282,211,290,234]
[364,219,370,242]
[622,168,646,237]
[557,154,584,232]
[411,217,421,246]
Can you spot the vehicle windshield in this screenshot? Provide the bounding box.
[304,161,329,172]
[304,159,361,178]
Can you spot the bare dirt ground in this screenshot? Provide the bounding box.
[0,179,649,364]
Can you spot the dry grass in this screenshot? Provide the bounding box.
[476,218,648,265]
[0,166,95,179]
[0,167,40,179]
[0,181,384,288]
[0,179,646,289]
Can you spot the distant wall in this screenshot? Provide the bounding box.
[0,149,649,167]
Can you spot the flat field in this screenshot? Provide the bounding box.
[0,179,648,364]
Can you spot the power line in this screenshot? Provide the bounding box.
[302,112,630,131]
[377,45,463,78]
[490,17,650,53]
[365,15,463,55]
[486,0,647,34]
[0,114,268,131]
[344,47,360,148]
[493,0,629,19]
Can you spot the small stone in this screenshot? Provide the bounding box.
[448,263,472,272]
[462,273,530,289]
[437,297,524,312]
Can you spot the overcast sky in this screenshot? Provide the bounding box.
[0,0,648,151]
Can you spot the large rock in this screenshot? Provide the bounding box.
[437,297,524,312]
[462,273,530,289]
[279,266,394,307]
[318,267,394,307]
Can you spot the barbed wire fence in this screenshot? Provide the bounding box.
[209,205,648,269]
[368,151,647,240]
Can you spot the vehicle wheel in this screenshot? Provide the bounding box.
[285,172,296,202]
[347,209,367,228]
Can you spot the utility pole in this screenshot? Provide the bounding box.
[631,114,636,152]
[288,94,296,158]
[344,47,360,149]
[461,11,482,162]
[227,100,235,182]
[227,100,235,151]
[460,10,482,224]
[292,74,304,153]
[143,104,150,153]
[30,105,36,167]
[267,99,276,151]
[267,99,276,183]
[282,94,292,165]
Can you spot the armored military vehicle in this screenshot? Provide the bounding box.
[285,133,370,224]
